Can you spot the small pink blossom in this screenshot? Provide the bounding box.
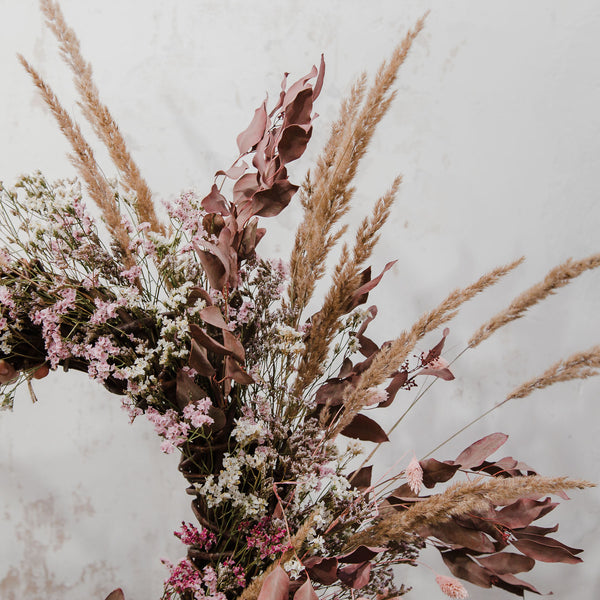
[121,265,142,283]
[435,575,468,599]
[183,398,214,428]
[405,455,423,494]
[365,387,388,406]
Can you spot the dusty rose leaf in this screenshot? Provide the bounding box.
[350,261,396,308]
[201,184,230,215]
[215,161,248,179]
[293,579,318,600]
[257,565,290,600]
[441,550,493,588]
[186,287,213,307]
[454,433,509,469]
[511,538,583,564]
[495,498,557,529]
[282,65,318,110]
[199,306,229,330]
[278,125,313,164]
[104,590,125,600]
[304,556,338,585]
[418,365,455,381]
[477,552,535,575]
[233,172,259,206]
[225,356,254,385]
[237,100,268,154]
[420,458,461,488]
[189,340,216,378]
[341,414,389,443]
[313,54,325,100]
[337,545,387,564]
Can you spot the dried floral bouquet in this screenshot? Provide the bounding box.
[0,2,597,599]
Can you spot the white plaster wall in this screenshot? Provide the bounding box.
[0,1,599,598]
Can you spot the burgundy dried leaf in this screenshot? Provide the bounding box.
[492,572,544,596]
[454,433,509,469]
[189,324,231,356]
[476,552,535,575]
[281,64,318,111]
[189,340,216,378]
[378,371,408,407]
[201,184,230,215]
[338,358,354,379]
[441,550,493,588]
[293,579,318,600]
[517,524,559,536]
[427,519,496,553]
[224,355,254,385]
[238,218,261,260]
[315,378,351,406]
[495,498,557,529]
[337,545,387,564]
[304,556,338,585]
[252,180,300,218]
[199,305,229,330]
[341,414,389,443]
[104,590,125,600]
[278,125,313,165]
[222,330,246,364]
[196,247,228,291]
[337,561,371,589]
[420,458,461,489]
[347,465,372,490]
[176,370,208,409]
[257,565,290,600]
[512,538,583,564]
[513,532,583,556]
[422,327,450,364]
[186,286,213,307]
[283,87,314,127]
[237,99,268,154]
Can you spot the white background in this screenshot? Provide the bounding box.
[0,1,599,599]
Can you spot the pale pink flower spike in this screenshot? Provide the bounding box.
[406,455,423,495]
[435,575,468,599]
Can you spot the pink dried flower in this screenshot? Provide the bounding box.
[406,455,423,494]
[365,386,388,406]
[435,575,468,599]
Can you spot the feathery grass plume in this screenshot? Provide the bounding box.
[287,16,427,326]
[238,511,317,600]
[39,0,164,236]
[345,476,594,549]
[330,257,524,436]
[18,55,136,270]
[469,253,600,348]
[293,177,401,396]
[506,345,600,401]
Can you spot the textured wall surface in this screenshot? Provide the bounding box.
[0,1,599,599]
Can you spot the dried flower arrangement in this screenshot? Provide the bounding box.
[0,1,597,599]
